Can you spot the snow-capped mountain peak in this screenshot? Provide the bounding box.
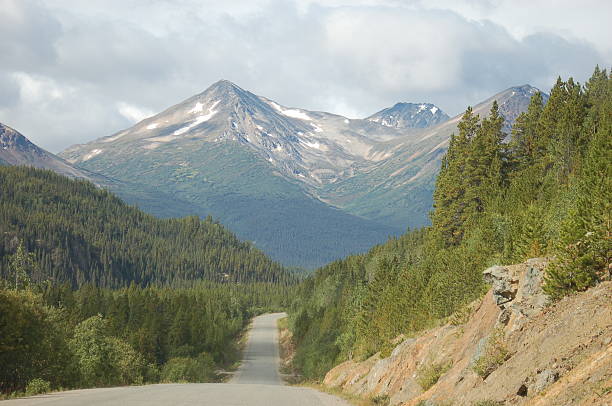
[366,102,450,129]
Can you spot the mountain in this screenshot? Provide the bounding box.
[366,102,449,128]
[60,81,544,268]
[318,85,548,228]
[60,81,405,268]
[0,122,221,222]
[0,122,99,181]
[0,165,292,287]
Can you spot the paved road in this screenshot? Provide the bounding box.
[2,313,349,406]
[231,312,284,385]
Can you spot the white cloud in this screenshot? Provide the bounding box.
[0,0,609,152]
[117,102,154,123]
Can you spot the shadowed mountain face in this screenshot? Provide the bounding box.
[0,123,99,181]
[59,81,544,268]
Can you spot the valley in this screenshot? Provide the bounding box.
[1,1,610,405]
[55,81,542,268]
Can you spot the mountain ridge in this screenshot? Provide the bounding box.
[59,80,545,268]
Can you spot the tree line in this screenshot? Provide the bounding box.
[289,66,611,379]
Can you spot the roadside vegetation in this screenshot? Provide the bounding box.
[0,252,292,397]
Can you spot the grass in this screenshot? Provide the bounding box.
[416,361,453,391]
[472,328,510,378]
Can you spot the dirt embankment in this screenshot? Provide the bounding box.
[323,259,612,405]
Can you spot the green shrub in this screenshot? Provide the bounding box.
[25,379,51,396]
[473,329,510,378]
[161,353,216,383]
[417,361,453,391]
[371,394,390,405]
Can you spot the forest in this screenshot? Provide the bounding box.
[289,67,611,379]
[0,166,293,287]
[0,277,292,395]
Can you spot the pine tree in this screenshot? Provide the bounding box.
[544,71,612,299]
[431,107,479,246]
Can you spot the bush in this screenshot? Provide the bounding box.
[371,394,390,405]
[161,353,216,383]
[416,361,452,391]
[473,329,510,378]
[25,379,51,396]
[70,315,146,387]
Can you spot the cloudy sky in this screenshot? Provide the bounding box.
[1,0,610,152]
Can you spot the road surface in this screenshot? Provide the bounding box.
[2,313,349,406]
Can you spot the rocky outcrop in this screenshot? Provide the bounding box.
[323,259,612,405]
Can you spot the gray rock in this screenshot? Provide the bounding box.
[470,336,489,368]
[483,265,518,306]
[532,369,559,393]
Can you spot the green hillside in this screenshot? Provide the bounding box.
[77,141,401,269]
[0,166,292,288]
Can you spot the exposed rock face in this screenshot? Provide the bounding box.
[366,103,450,129]
[323,259,612,405]
[484,258,548,331]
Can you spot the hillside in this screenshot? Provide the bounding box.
[287,67,611,395]
[319,85,548,228]
[323,260,612,405]
[59,81,539,268]
[0,165,291,288]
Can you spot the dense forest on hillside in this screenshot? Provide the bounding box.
[0,166,292,287]
[289,67,611,379]
[0,279,292,395]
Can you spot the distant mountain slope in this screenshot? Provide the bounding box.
[60,81,543,268]
[366,102,449,128]
[0,122,219,223]
[0,165,291,287]
[319,85,547,228]
[0,122,100,181]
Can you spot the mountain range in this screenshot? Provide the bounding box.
[1,82,545,268]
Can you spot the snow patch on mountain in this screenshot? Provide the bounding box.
[302,140,321,150]
[310,123,323,133]
[190,102,204,114]
[83,149,103,161]
[269,101,313,121]
[173,101,219,135]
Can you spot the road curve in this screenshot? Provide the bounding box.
[1,313,350,406]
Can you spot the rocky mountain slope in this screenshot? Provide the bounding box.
[323,259,611,405]
[59,81,544,268]
[366,102,449,129]
[0,122,100,181]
